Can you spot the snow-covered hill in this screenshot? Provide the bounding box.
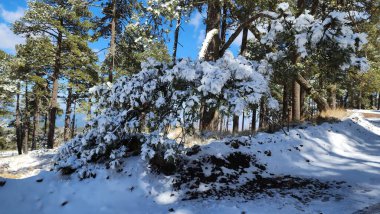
[0,111,379,214]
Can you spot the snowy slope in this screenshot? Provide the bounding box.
[0,112,379,214]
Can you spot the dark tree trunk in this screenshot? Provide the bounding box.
[44,113,48,137]
[300,87,307,119]
[172,17,181,62]
[109,0,117,83]
[31,91,40,150]
[282,83,289,122]
[204,1,221,61]
[297,0,306,16]
[377,92,380,110]
[200,1,221,131]
[219,114,224,132]
[292,81,301,121]
[220,1,227,45]
[296,74,330,111]
[15,82,22,155]
[233,115,239,134]
[311,0,319,15]
[71,98,77,138]
[358,90,362,109]
[63,87,72,142]
[22,82,29,154]
[327,84,337,109]
[240,27,248,55]
[251,106,257,132]
[226,114,229,132]
[242,111,245,131]
[47,29,63,149]
[259,98,267,129]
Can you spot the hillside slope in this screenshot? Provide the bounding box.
[0,111,379,214]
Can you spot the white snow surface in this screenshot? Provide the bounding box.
[0,111,379,213]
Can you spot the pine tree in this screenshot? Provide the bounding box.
[14,0,93,148]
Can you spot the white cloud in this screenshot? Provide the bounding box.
[189,11,203,32]
[0,5,25,23]
[0,23,25,52]
[197,29,205,47]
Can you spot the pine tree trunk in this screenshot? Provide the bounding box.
[44,113,47,137]
[242,111,245,131]
[251,106,257,132]
[31,92,40,150]
[232,115,239,134]
[200,1,221,131]
[377,92,380,110]
[47,30,63,149]
[296,73,330,111]
[259,98,267,129]
[300,87,307,119]
[220,1,227,45]
[292,81,301,121]
[172,17,181,62]
[358,90,362,109]
[15,82,22,155]
[282,83,289,122]
[327,84,337,109]
[109,0,117,82]
[71,98,77,139]
[22,82,29,154]
[311,0,319,15]
[63,87,72,142]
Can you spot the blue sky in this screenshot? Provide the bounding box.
[0,0,242,60]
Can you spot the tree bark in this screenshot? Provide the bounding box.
[300,87,307,119]
[295,73,330,111]
[22,82,29,154]
[204,1,221,61]
[47,29,63,149]
[292,81,301,121]
[282,83,289,122]
[327,84,337,109]
[200,1,221,131]
[31,90,40,150]
[358,90,362,109]
[109,0,117,83]
[220,1,227,45]
[172,17,181,62]
[251,106,257,132]
[15,82,22,155]
[311,0,319,15]
[63,87,72,142]
[71,98,77,139]
[377,92,380,110]
[232,115,239,134]
[259,98,267,129]
[242,111,245,131]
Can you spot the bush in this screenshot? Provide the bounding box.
[54,54,278,178]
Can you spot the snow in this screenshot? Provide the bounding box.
[1,111,380,213]
[198,29,219,61]
[277,3,290,12]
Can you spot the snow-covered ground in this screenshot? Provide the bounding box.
[0,111,379,214]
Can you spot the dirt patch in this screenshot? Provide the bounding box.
[361,113,380,118]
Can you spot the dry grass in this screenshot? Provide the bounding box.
[319,108,349,120]
[361,113,380,118]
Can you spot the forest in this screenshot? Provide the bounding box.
[0,0,379,213]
